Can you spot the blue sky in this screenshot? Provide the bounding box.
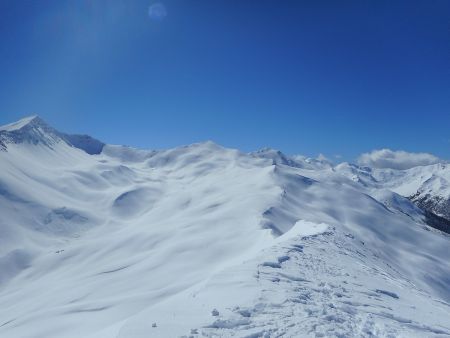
[0,0,449,160]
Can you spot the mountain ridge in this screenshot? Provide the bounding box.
[1,115,449,232]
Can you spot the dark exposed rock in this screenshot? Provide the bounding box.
[409,192,450,235]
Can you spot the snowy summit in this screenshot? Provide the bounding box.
[0,116,449,338]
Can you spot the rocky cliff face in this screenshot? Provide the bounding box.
[410,174,450,220]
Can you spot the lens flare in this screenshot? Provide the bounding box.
[148,3,167,21]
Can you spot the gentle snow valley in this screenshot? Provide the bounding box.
[0,116,449,338]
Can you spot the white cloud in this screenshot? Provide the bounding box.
[357,149,442,170]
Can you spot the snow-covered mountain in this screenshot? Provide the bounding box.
[0,116,449,338]
[0,115,104,154]
[332,162,450,234]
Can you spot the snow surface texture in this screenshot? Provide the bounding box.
[0,116,449,338]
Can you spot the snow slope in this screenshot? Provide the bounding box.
[0,116,449,338]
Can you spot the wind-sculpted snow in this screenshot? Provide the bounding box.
[0,116,449,338]
[112,187,163,218]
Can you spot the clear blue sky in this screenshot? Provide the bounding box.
[0,0,449,160]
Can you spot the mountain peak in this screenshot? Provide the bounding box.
[0,115,45,132]
[0,115,104,155]
[0,115,60,150]
[251,147,305,168]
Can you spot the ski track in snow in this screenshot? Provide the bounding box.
[192,228,450,338]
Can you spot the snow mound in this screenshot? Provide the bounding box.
[112,187,162,218]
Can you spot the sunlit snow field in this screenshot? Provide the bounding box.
[0,117,449,337]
